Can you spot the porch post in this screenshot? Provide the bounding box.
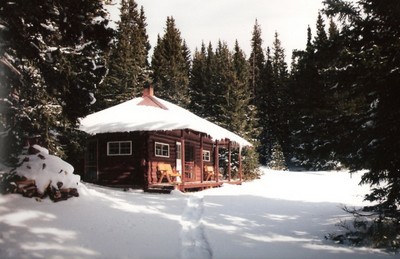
[238,145,243,182]
[228,141,232,182]
[200,134,204,183]
[145,133,153,186]
[215,140,219,183]
[181,130,185,184]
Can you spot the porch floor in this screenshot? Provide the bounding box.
[147,180,242,193]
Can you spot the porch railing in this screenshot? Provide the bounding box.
[183,161,195,181]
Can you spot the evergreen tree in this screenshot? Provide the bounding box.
[231,41,260,178]
[314,12,329,63]
[0,0,112,163]
[289,14,343,170]
[248,20,277,166]
[328,18,340,42]
[289,26,318,169]
[270,32,290,160]
[95,0,150,110]
[293,16,328,169]
[227,41,255,138]
[203,42,218,120]
[257,47,275,165]
[268,141,287,170]
[249,20,266,100]
[324,0,400,248]
[213,41,235,125]
[188,40,259,179]
[189,43,208,117]
[151,16,190,107]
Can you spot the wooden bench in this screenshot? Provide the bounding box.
[204,166,215,181]
[204,165,224,181]
[157,163,180,183]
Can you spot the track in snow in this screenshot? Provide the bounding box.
[180,195,212,259]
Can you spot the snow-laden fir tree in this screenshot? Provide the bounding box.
[324,0,400,249]
[0,0,113,164]
[268,141,287,170]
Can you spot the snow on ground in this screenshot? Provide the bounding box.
[0,168,397,259]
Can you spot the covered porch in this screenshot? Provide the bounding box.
[146,132,244,192]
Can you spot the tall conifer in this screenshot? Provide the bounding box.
[249,20,266,100]
[270,32,290,159]
[0,0,112,162]
[96,0,150,110]
[257,48,275,165]
[324,0,400,247]
[151,17,190,107]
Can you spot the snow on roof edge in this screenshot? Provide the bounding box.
[79,97,252,147]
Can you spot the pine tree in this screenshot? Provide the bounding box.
[226,41,254,138]
[188,40,259,179]
[151,16,190,107]
[231,41,260,178]
[268,141,287,170]
[203,42,218,120]
[249,20,266,100]
[0,0,112,163]
[314,12,329,63]
[289,26,318,169]
[213,41,235,125]
[95,0,150,110]
[324,0,400,248]
[289,14,343,170]
[189,43,208,117]
[270,32,290,160]
[248,21,278,166]
[257,47,275,165]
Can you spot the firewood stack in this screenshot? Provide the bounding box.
[0,173,79,202]
[0,145,80,202]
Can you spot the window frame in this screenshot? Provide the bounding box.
[107,141,132,156]
[203,150,211,162]
[155,142,170,158]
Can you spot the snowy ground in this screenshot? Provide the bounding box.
[0,168,397,259]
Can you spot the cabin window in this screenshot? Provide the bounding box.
[107,141,132,156]
[155,142,169,157]
[203,150,211,161]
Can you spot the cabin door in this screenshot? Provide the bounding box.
[85,139,98,182]
[176,142,182,173]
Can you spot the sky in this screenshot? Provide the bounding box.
[133,0,328,62]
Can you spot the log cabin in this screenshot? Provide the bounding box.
[79,86,252,192]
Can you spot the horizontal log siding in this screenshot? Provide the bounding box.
[90,129,221,189]
[96,132,145,186]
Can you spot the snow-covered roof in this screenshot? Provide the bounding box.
[79,94,252,147]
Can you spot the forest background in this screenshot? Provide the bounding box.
[0,0,399,249]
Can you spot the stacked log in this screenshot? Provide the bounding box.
[0,172,79,202]
[0,144,80,202]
